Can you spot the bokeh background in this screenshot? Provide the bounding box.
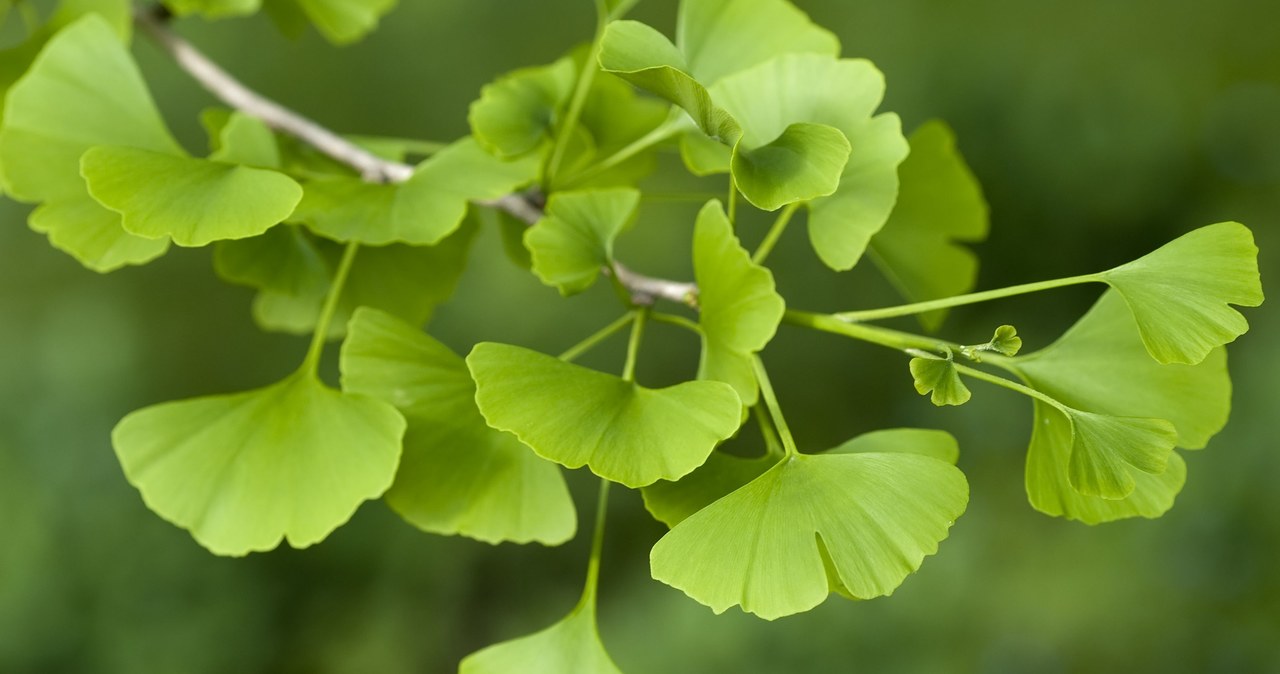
[2,1,1277,672]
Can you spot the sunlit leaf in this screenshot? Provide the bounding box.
[908,353,971,406]
[81,145,303,246]
[868,120,988,329]
[1098,222,1263,365]
[468,342,742,487]
[468,56,577,158]
[729,122,850,211]
[675,0,839,84]
[827,428,960,464]
[342,308,575,545]
[693,200,785,405]
[112,370,405,556]
[294,138,538,245]
[679,131,730,176]
[525,188,640,295]
[651,449,967,619]
[209,111,282,168]
[28,197,169,272]
[1062,409,1175,499]
[459,600,621,674]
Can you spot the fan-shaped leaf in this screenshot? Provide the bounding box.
[112,371,405,556]
[341,308,575,545]
[468,342,742,487]
[908,353,971,406]
[1099,222,1263,365]
[525,188,640,295]
[209,111,281,168]
[651,450,967,619]
[469,56,577,158]
[729,122,850,211]
[459,601,621,674]
[676,0,839,85]
[28,197,169,272]
[1064,410,1176,499]
[693,199,785,405]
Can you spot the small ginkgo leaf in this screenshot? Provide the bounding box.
[468,55,577,158]
[264,0,397,45]
[1099,222,1263,365]
[213,224,330,300]
[729,122,850,211]
[709,54,908,268]
[467,342,742,488]
[111,371,405,556]
[961,325,1022,360]
[341,308,575,545]
[81,146,303,246]
[869,120,988,330]
[908,352,971,406]
[28,197,169,272]
[1013,290,1230,449]
[1026,401,1187,524]
[294,137,538,245]
[525,188,640,295]
[651,450,967,619]
[1063,408,1177,500]
[459,601,622,674]
[693,199,785,405]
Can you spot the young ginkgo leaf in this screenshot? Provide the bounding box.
[693,199,785,405]
[341,308,575,545]
[961,325,1022,360]
[293,137,538,245]
[728,122,851,211]
[163,0,261,19]
[81,146,303,246]
[1012,290,1230,449]
[264,0,398,45]
[459,601,622,674]
[111,370,405,556]
[525,188,640,295]
[1098,221,1263,365]
[868,120,988,329]
[467,342,742,488]
[27,197,169,272]
[908,353,972,406]
[650,450,968,620]
[710,53,908,269]
[468,56,578,158]
[1064,409,1176,499]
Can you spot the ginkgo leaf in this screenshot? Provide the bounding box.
[1062,410,1175,499]
[710,53,908,269]
[525,188,640,295]
[81,145,303,246]
[213,224,330,299]
[675,0,839,85]
[1013,290,1230,449]
[827,428,960,464]
[679,131,731,175]
[961,325,1022,360]
[163,0,261,18]
[209,111,281,168]
[908,353,971,406]
[263,0,397,45]
[341,308,575,545]
[294,138,538,245]
[112,370,405,556]
[28,197,169,272]
[693,199,785,405]
[459,601,621,674]
[651,450,967,619]
[868,120,988,329]
[468,342,742,488]
[729,122,851,211]
[1025,400,1187,524]
[468,56,577,158]
[1098,222,1263,365]
[565,71,672,188]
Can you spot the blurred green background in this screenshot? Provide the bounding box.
[2,0,1277,672]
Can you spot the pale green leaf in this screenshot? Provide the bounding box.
[112,371,405,556]
[961,325,1022,360]
[651,451,967,619]
[675,0,839,85]
[459,602,621,674]
[28,196,169,272]
[869,120,988,330]
[294,138,538,245]
[467,342,742,488]
[264,0,397,44]
[341,308,575,545]
[729,122,850,211]
[679,131,731,176]
[468,56,577,158]
[81,145,303,246]
[525,188,640,295]
[48,0,132,40]
[213,223,330,299]
[1099,222,1263,364]
[209,111,281,168]
[1064,409,1176,499]
[693,199,785,405]
[908,354,971,406]
[163,0,261,18]
[827,428,960,464]
[641,451,776,528]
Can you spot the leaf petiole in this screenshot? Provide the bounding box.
[558,311,637,362]
[558,112,689,188]
[835,273,1098,322]
[649,311,701,335]
[578,477,611,608]
[621,306,649,382]
[752,403,786,458]
[752,356,798,457]
[303,240,360,375]
[752,202,799,264]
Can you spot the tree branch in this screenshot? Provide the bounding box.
[134,7,698,307]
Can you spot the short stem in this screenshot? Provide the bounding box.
[546,17,605,183]
[953,362,1064,410]
[835,274,1100,322]
[727,176,739,225]
[752,203,799,265]
[558,312,636,362]
[559,114,687,188]
[752,403,786,458]
[622,307,649,382]
[752,356,798,457]
[579,478,611,607]
[303,241,359,375]
[650,311,702,335]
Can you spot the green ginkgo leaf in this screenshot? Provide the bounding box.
[827,428,961,464]
[81,145,303,246]
[208,111,281,168]
[1063,410,1175,499]
[467,342,742,488]
[679,131,731,175]
[710,53,908,269]
[28,197,169,272]
[1098,222,1263,365]
[294,138,538,245]
[459,601,621,674]
[112,370,405,556]
[728,122,851,211]
[693,199,785,405]
[525,188,640,295]
[263,0,397,45]
[1012,290,1230,449]
[908,353,971,406]
[961,325,1022,360]
[163,0,261,18]
[213,224,330,301]
[868,120,988,329]
[675,0,839,85]
[341,308,575,545]
[651,450,967,619]
[468,56,578,158]
[1025,400,1187,524]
